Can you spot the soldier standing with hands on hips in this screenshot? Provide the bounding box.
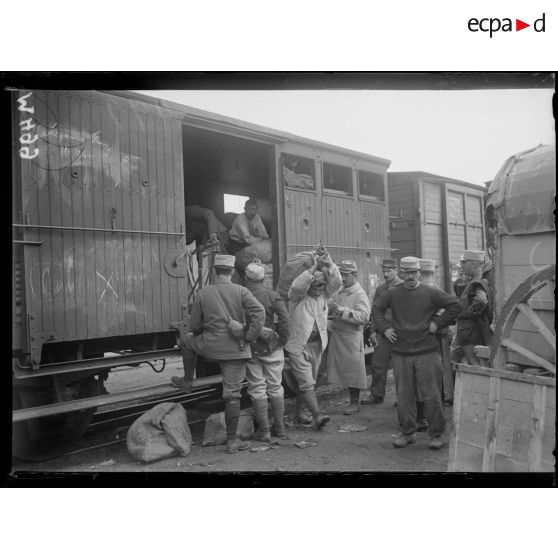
[372,256,462,450]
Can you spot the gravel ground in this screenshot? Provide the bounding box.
[11,363,453,474]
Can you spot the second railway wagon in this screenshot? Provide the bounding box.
[387,172,487,292]
[12,89,392,459]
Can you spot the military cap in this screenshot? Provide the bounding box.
[245,261,265,281]
[399,256,421,270]
[461,250,485,262]
[338,260,358,274]
[380,259,398,269]
[214,254,236,268]
[419,259,437,272]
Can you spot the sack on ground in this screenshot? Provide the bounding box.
[127,402,192,463]
[235,239,273,269]
[201,411,254,446]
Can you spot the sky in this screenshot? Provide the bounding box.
[137,88,554,186]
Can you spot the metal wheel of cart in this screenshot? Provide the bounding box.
[490,264,556,374]
[12,376,101,462]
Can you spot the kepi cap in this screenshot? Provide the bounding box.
[399,256,421,270]
[380,259,398,269]
[214,254,236,268]
[461,250,485,262]
[419,259,436,272]
[338,260,358,274]
[245,261,265,281]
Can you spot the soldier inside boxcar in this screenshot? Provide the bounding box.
[284,253,342,428]
[453,250,493,366]
[185,204,229,248]
[228,198,270,254]
[170,254,265,454]
[243,261,290,441]
[372,256,462,450]
[362,259,403,406]
[326,260,370,415]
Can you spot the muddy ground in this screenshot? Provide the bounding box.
[11,359,453,474]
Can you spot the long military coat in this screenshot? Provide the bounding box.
[188,276,265,360]
[327,282,370,389]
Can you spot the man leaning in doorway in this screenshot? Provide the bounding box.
[372,256,462,450]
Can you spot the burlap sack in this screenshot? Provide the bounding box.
[201,411,254,446]
[127,402,192,463]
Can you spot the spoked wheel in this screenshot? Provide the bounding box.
[490,265,556,374]
[12,376,101,462]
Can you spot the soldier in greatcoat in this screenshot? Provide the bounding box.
[326,260,370,415]
[171,254,265,453]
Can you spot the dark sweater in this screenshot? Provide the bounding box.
[372,283,462,356]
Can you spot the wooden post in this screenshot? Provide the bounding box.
[440,183,452,293]
[482,376,501,471]
[447,366,464,472]
[527,384,546,471]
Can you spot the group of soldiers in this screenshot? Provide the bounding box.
[170,244,493,455]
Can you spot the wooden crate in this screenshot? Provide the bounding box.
[448,363,556,472]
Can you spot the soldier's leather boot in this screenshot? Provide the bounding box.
[303,390,330,429]
[270,395,288,438]
[224,398,251,453]
[343,388,360,415]
[170,347,195,393]
[251,398,271,442]
[294,392,313,424]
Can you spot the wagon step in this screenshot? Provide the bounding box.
[12,376,223,423]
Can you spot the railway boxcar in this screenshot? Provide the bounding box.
[12,89,392,459]
[449,144,555,472]
[387,172,487,292]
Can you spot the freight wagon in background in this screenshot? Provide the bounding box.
[11,89,392,459]
[388,172,487,292]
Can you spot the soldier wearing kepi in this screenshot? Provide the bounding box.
[243,261,290,441]
[170,254,265,454]
[372,256,462,450]
[327,260,370,415]
[285,252,342,428]
[362,259,403,405]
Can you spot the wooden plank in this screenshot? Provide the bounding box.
[455,364,556,387]
[69,92,86,341]
[527,384,546,471]
[482,376,501,471]
[500,378,534,404]
[498,398,533,429]
[516,302,555,352]
[454,442,484,472]
[461,390,488,421]
[454,415,485,449]
[460,368,490,394]
[80,95,98,338]
[447,367,464,471]
[500,338,555,373]
[494,454,528,472]
[142,112,155,332]
[495,423,515,458]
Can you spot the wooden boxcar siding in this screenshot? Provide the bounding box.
[281,144,390,292]
[386,181,418,260]
[14,91,186,349]
[421,181,446,287]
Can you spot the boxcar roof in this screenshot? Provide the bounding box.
[104,90,392,167]
[388,171,486,191]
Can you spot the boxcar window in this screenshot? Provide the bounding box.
[224,193,249,213]
[282,153,315,191]
[323,162,352,196]
[358,170,385,201]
